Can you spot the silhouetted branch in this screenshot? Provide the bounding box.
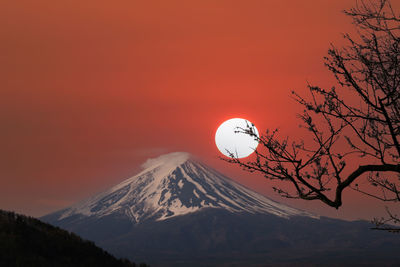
[223,0,400,233]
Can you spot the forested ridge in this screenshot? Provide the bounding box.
[0,209,148,267]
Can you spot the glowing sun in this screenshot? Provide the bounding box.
[215,118,259,158]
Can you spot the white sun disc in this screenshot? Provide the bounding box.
[215,118,259,158]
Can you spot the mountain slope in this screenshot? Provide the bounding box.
[0,209,142,267]
[42,152,400,266]
[102,209,400,266]
[48,152,314,224]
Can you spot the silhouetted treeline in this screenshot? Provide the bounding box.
[0,209,149,267]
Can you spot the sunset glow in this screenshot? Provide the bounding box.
[2,0,399,223]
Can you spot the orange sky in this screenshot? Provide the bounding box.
[1,0,396,220]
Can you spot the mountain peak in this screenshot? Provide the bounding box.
[140,152,191,172]
[51,152,316,224]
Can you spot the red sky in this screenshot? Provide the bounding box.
[1,0,397,220]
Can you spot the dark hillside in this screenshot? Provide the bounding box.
[0,209,147,267]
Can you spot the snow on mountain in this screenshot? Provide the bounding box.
[56,152,316,223]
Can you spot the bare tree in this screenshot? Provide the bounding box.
[223,0,400,232]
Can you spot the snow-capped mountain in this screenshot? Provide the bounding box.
[42,152,400,266]
[54,152,314,224]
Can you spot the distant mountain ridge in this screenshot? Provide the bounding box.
[42,152,400,266]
